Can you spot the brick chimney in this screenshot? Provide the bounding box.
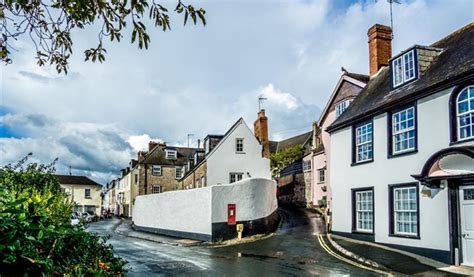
[148,141,158,152]
[254,109,270,158]
[368,24,392,77]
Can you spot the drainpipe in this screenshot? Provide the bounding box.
[144,164,148,194]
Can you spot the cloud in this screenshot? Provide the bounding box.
[258,84,300,110]
[128,134,163,152]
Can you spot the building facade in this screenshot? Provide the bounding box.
[328,23,474,265]
[56,175,103,215]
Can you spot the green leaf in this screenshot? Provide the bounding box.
[37,230,43,240]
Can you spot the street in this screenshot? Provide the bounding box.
[88,207,379,276]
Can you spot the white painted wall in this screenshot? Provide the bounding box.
[211,178,277,223]
[133,178,277,237]
[206,120,271,186]
[133,185,213,235]
[331,87,474,251]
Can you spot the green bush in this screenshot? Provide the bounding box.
[0,156,126,275]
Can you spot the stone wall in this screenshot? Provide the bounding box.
[138,164,181,195]
[181,162,207,189]
[277,173,307,207]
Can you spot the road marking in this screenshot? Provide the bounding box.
[317,235,392,276]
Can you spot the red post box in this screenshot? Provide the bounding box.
[228,204,236,225]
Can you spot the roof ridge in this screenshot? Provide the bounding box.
[431,22,474,47]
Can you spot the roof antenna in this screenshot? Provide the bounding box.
[69,165,72,176]
[388,0,401,38]
[187,134,194,148]
[258,95,267,111]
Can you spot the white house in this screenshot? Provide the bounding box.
[327,23,474,266]
[180,114,271,188]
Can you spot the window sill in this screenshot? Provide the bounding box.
[235,152,246,154]
[317,181,325,184]
[85,197,92,199]
[450,137,474,146]
[388,149,418,159]
[389,233,420,240]
[351,230,374,236]
[351,159,374,167]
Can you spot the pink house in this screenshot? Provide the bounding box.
[311,70,369,213]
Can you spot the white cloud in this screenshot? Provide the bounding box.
[127,134,163,152]
[258,84,300,110]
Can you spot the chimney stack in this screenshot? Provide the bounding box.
[368,24,392,77]
[148,141,158,152]
[254,109,270,158]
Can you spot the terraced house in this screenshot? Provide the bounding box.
[328,23,474,266]
[136,142,201,194]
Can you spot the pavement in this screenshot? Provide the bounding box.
[328,234,474,276]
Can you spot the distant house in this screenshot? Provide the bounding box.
[116,159,140,217]
[270,130,313,207]
[136,142,201,194]
[328,23,474,265]
[180,113,271,188]
[311,71,369,212]
[56,174,102,215]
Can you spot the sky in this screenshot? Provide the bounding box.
[0,0,472,184]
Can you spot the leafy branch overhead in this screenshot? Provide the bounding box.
[0,0,206,74]
[269,145,305,177]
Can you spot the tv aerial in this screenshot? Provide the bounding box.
[388,0,401,38]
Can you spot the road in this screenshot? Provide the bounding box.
[88,207,380,276]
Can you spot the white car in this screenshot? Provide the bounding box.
[71,214,80,226]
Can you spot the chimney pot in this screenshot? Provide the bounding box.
[368,24,392,77]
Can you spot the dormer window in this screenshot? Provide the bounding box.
[392,49,417,88]
[335,99,353,118]
[165,150,177,159]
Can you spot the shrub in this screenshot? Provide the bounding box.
[0,156,126,275]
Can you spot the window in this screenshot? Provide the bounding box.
[457,85,474,140]
[391,106,416,155]
[152,165,162,176]
[318,169,325,183]
[229,173,243,183]
[392,49,417,88]
[165,150,177,159]
[152,185,162,194]
[175,167,183,179]
[354,121,373,163]
[352,188,374,233]
[201,176,205,187]
[84,188,91,199]
[235,138,244,153]
[303,160,312,171]
[335,99,353,118]
[134,174,138,183]
[390,184,419,237]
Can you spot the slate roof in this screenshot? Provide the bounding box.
[328,23,474,132]
[140,146,200,166]
[345,72,370,83]
[56,175,102,187]
[270,131,312,155]
[280,159,303,177]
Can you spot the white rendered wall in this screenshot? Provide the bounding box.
[330,87,473,251]
[133,178,277,236]
[133,186,213,235]
[211,178,277,223]
[206,122,271,186]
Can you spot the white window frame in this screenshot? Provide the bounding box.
[392,106,416,154]
[303,160,312,172]
[355,190,373,233]
[175,166,183,179]
[457,85,474,141]
[235,138,244,153]
[152,165,162,176]
[393,186,418,236]
[165,150,177,159]
[318,169,325,183]
[335,99,353,118]
[392,49,416,88]
[355,122,373,163]
[229,172,243,183]
[152,185,162,194]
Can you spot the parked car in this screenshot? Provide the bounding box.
[71,213,80,226]
[82,211,97,222]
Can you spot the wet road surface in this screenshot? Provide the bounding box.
[88,207,380,276]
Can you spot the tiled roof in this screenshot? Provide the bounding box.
[140,146,200,166]
[328,23,474,132]
[56,175,102,186]
[270,131,312,154]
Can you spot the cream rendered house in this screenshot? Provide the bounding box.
[56,175,103,215]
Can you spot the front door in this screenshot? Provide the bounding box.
[460,184,474,267]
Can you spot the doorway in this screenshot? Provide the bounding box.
[459,184,474,267]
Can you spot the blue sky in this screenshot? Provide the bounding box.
[0,0,472,184]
